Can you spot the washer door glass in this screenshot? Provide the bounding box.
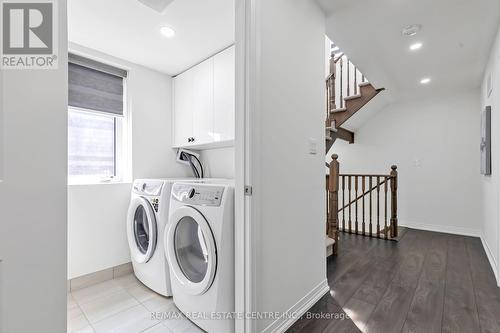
[174,216,211,283]
[134,205,151,254]
[127,196,157,264]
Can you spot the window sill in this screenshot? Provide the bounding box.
[68,179,132,187]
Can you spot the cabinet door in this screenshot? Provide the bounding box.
[192,58,214,145]
[213,46,235,142]
[173,70,193,147]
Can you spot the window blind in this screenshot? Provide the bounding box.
[68,54,127,116]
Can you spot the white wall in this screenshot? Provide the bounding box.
[0,2,68,332]
[67,43,192,279]
[480,24,500,286]
[200,147,235,178]
[248,1,327,331]
[0,61,3,181]
[332,92,482,237]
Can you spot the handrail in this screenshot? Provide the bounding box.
[339,173,395,178]
[333,53,344,63]
[325,72,335,82]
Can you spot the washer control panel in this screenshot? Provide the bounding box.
[172,183,224,207]
[133,180,164,196]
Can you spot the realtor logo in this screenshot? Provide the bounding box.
[1,0,58,69]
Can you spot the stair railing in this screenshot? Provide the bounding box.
[326,53,367,119]
[327,156,398,240]
[325,46,384,147]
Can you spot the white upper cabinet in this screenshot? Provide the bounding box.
[213,46,235,143]
[192,57,214,146]
[172,45,235,148]
[173,69,194,147]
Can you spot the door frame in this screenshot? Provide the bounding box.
[235,0,260,332]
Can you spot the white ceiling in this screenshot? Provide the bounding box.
[68,0,234,76]
[317,0,500,101]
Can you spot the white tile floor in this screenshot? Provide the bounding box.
[67,274,205,333]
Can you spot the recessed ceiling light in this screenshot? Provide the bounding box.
[409,42,423,51]
[420,77,431,85]
[402,24,422,37]
[160,26,175,38]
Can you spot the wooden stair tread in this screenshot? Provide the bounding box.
[344,93,362,101]
[330,107,346,114]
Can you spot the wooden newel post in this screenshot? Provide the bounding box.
[390,165,398,238]
[328,154,339,254]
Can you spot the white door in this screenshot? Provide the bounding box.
[127,197,157,263]
[165,206,217,295]
[173,70,194,147]
[213,46,235,142]
[192,58,214,145]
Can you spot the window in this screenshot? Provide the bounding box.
[68,54,128,184]
[68,109,118,180]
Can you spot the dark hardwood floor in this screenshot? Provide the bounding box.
[286,228,500,333]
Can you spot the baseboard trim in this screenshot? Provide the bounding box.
[68,262,133,292]
[399,221,480,237]
[480,235,500,287]
[261,279,329,333]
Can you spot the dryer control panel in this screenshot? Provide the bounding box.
[172,184,225,207]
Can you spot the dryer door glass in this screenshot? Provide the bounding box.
[134,205,150,254]
[174,216,212,283]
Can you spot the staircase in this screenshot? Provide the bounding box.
[325,42,385,256]
[325,43,385,153]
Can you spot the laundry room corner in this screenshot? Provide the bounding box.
[67,43,193,279]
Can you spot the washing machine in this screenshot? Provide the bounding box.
[127,178,197,296]
[164,182,235,333]
[127,178,232,296]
